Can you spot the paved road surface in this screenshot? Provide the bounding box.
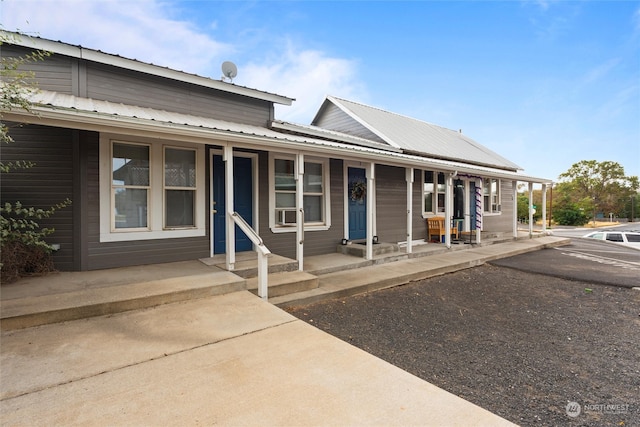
[491,238,640,288]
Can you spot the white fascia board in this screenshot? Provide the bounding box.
[2,30,294,106]
[326,95,402,149]
[4,107,552,184]
[270,120,403,153]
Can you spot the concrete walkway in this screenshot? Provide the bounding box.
[1,291,516,426]
[1,235,569,426]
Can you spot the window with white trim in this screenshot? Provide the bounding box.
[274,158,297,225]
[164,147,196,228]
[483,178,501,213]
[101,136,205,242]
[423,170,446,214]
[270,154,330,231]
[112,142,150,230]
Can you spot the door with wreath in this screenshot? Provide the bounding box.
[347,167,367,240]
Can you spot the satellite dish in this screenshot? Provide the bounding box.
[221,61,237,82]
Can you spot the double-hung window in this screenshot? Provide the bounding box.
[101,136,205,242]
[274,158,297,225]
[483,178,501,213]
[270,154,330,231]
[164,147,196,228]
[423,170,446,215]
[112,142,150,230]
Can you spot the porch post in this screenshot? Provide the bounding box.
[476,178,482,244]
[223,145,235,270]
[512,180,518,239]
[406,167,414,254]
[541,184,547,232]
[296,153,304,270]
[528,182,534,239]
[366,163,375,260]
[445,173,453,248]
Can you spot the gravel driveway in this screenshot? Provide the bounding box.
[287,264,639,427]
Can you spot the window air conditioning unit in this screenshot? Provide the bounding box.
[277,209,297,226]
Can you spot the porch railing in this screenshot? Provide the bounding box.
[231,211,271,300]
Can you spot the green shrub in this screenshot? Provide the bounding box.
[552,205,589,226]
[0,199,71,283]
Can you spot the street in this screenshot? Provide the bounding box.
[494,224,640,288]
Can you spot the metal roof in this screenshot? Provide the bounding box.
[270,120,403,153]
[4,89,551,184]
[1,30,294,106]
[316,96,522,172]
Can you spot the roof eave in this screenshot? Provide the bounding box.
[1,30,294,106]
[3,107,552,184]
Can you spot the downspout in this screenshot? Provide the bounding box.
[406,167,414,254]
[224,145,235,270]
[296,153,304,270]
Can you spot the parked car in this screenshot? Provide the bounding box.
[582,230,640,248]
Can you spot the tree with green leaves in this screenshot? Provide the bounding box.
[1,32,71,283]
[557,160,639,225]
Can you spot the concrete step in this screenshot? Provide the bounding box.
[1,271,246,331]
[247,270,319,298]
[337,242,400,258]
[200,253,299,279]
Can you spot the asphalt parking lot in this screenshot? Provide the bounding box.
[490,239,640,288]
[288,262,640,427]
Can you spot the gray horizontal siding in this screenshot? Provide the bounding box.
[1,123,75,270]
[86,63,272,126]
[375,164,410,243]
[411,169,428,241]
[4,45,273,127]
[2,45,75,94]
[314,103,384,143]
[83,136,210,270]
[303,158,345,256]
[483,180,514,233]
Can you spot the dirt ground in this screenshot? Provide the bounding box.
[287,264,640,427]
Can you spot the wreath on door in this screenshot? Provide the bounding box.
[350,180,366,202]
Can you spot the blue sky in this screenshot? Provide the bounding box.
[2,0,639,182]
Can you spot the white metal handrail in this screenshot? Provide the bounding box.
[231,212,271,300]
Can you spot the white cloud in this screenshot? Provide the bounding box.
[1,0,366,124]
[1,0,232,75]
[242,41,366,123]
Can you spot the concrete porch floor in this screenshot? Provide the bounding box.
[0,231,568,331]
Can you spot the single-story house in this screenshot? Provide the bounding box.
[1,31,551,275]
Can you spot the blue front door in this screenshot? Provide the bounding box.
[469,181,477,231]
[348,167,367,240]
[212,155,253,254]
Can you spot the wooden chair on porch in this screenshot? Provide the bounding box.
[427,216,458,243]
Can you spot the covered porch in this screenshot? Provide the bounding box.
[0,232,569,331]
